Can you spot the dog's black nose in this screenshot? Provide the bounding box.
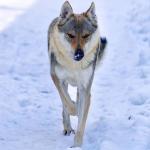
[74,49,84,61]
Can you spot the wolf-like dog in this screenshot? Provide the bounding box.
[48,1,107,147]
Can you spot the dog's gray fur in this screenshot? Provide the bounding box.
[48,1,107,147]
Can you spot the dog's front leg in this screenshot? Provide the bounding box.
[50,53,76,116]
[63,104,75,135]
[73,86,91,147]
[62,83,75,135]
[51,74,77,116]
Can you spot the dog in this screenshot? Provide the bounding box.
[48,1,107,147]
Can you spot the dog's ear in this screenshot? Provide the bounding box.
[60,1,73,19]
[86,2,97,25]
[58,1,73,26]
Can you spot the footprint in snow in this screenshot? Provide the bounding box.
[19,100,31,107]
[129,95,147,106]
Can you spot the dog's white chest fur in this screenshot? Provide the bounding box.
[55,65,93,87]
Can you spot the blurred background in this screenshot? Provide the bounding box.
[0,0,150,150]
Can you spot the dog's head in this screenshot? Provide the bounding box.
[57,1,99,61]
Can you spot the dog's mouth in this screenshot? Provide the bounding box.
[74,49,84,61]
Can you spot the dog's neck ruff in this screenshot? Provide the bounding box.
[51,24,99,70]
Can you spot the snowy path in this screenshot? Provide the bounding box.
[0,0,150,150]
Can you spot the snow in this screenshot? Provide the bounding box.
[67,148,82,150]
[0,0,35,31]
[0,0,150,150]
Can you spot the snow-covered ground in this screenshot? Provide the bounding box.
[0,0,150,150]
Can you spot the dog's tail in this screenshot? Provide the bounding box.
[100,37,107,51]
[96,37,107,66]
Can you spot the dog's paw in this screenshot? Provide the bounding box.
[63,129,75,136]
[67,147,82,150]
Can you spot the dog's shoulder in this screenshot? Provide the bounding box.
[48,17,59,51]
[48,17,59,35]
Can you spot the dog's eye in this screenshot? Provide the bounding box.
[82,34,90,39]
[67,33,75,39]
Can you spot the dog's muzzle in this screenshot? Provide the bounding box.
[74,49,84,61]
